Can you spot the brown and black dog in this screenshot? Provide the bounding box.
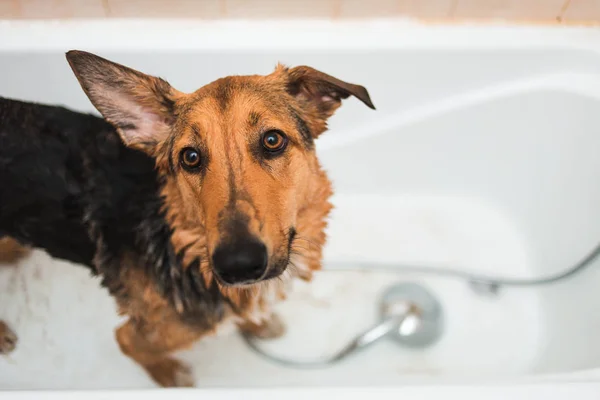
[0,51,374,387]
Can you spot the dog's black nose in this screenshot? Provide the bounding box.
[212,239,268,285]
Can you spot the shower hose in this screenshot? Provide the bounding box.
[241,239,600,368]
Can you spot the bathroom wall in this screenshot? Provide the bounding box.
[0,0,598,24]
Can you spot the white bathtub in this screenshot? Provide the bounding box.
[1,19,600,399]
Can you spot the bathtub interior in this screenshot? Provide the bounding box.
[1,39,600,389]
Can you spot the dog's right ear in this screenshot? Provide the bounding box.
[66,50,182,154]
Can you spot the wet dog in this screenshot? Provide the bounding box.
[0,50,374,387]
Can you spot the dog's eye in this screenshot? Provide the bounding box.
[262,130,288,153]
[180,147,201,170]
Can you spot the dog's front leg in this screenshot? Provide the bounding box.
[238,313,286,340]
[0,237,30,264]
[115,318,204,388]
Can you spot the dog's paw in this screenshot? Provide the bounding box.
[244,313,286,340]
[0,321,17,355]
[146,358,195,388]
[258,313,286,339]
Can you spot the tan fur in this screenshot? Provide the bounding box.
[0,320,17,354]
[238,312,286,339]
[0,238,28,356]
[0,237,30,264]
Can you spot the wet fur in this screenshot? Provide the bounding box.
[0,51,374,387]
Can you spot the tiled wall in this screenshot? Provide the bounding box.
[0,0,599,24]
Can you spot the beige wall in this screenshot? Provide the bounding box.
[0,0,599,24]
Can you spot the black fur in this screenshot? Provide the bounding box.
[0,96,225,329]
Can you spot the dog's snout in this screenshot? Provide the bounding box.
[212,238,268,285]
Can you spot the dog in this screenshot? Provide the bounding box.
[0,50,374,387]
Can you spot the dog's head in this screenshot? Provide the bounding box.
[66,50,374,293]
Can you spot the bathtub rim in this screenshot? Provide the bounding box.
[0,19,600,54]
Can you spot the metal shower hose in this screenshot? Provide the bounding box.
[241,239,600,367]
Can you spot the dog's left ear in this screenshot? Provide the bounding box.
[66,50,182,155]
[282,65,375,137]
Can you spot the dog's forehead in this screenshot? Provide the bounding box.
[195,74,284,107]
[177,75,292,134]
